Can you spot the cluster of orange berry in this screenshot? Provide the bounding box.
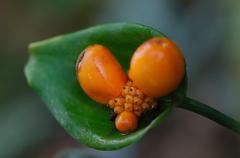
[76,37,185,133]
[108,81,157,116]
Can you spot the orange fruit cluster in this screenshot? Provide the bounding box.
[76,37,185,133]
[108,81,157,116]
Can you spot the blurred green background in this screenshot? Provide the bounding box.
[0,0,240,158]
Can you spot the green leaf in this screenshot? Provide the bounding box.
[25,23,186,150]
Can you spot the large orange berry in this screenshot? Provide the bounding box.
[76,44,127,104]
[128,37,185,98]
[115,111,138,133]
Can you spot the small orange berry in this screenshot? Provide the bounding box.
[129,87,136,96]
[142,102,150,110]
[108,99,115,108]
[128,37,185,97]
[125,95,134,103]
[114,106,124,114]
[144,97,154,105]
[133,104,141,111]
[135,89,144,99]
[114,97,125,106]
[76,44,127,104]
[122,86,130,96]
[124,102,133,111]
[115,111,138,133]
[133,96,142,105]
[126,81,133,86]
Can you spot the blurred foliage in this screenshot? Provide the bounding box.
[55,149,99,158]
[230,0,240,98]
[0,0,102,104]
[0,96,60,158]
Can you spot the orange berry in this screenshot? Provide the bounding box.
[144,97,154,105]
[122,86,130,96]
[114,106,124,114]
[125,95,134,103]
[124,102,133,111]
[128,37,185,97]
[133,104,141,111]
[142,102,150,110]
[108,99,115,108]
[129,87,136,96]
[133,96,142,105]
[135,89,144,99]
[126,81,133,86]
[115,111,138,133]
[114,97,125,106]
[76,44,127,104]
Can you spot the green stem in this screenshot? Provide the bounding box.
[177,97,240,134]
